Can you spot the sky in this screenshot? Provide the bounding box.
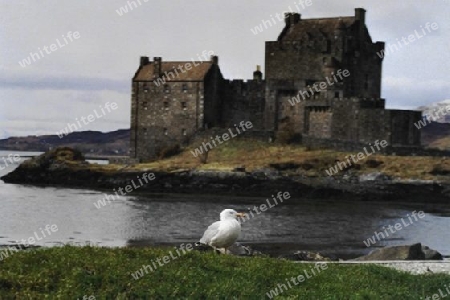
[0,0,449,139]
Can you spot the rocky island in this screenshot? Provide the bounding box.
[2,146,450,203]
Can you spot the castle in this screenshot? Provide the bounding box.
[130,8,422,162]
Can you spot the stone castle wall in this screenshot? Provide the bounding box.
[130,9,424,162]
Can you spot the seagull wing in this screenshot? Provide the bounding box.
[200,221,222,245]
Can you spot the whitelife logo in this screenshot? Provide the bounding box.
[18,31,80,68]
[239,191,291,224]
[325,140,389,176]
[288,69,350,106]
[0,224,58,261]
[116,0,149,16]
[376,22,439,58]
[363,211,426,247]
[414,105,450,130]
[131,243,194,280]
[153,50,215,87]
[94,173,156,209]
[56,102,118,138]
[250,0,313,35]
[266,263,328,298]
[0,154,21,170]
[190,121,253,158]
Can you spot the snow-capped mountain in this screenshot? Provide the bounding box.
[417,99,450,123]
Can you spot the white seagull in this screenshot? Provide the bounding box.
[200,209,246,253]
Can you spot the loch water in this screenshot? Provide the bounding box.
[1,150,449,258]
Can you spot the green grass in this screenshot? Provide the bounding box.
[0,247,449,299]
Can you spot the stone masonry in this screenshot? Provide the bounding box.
[130,8,422,162]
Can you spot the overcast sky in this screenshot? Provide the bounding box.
[0,0,449,138]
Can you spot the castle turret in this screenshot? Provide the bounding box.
[355,8,366,24]
[285,13,301,27]
[153,57,162,77]
[140,56,149,67]
[253,65,263,82]
[355,8,366,36]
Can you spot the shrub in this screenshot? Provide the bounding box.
[366,159,384,168]
[430,164,450,175]
[158,144,181,159]
[198,150,209,164]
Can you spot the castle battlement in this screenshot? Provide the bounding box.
[129,8,421,162]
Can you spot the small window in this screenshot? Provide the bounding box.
[164,102,169,109]
[323,57,327,65]
[181,102,187,110]
[164,128,168,135]
[182,129,187,136]
[144,88,149,93]
[143,128,147,135]
[334,92,340,99]
[314,92,320,99]
[182,84,188,93]
[143,101,148,110]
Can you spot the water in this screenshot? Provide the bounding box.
[1,150,450,258]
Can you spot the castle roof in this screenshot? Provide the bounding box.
[279,17,355,41]
[134,61,214,82]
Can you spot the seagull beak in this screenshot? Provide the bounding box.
[236,213,247,218]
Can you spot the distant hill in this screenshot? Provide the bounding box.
[421,122,450,150]
[417,99,450,124]
[0,123,448,155]
[0,130,130,156]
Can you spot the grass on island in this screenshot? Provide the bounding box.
[0,246,449,299]
[95,139,450,181]
[26,140,450,181]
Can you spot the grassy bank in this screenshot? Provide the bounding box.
[96,139,450,181]
[1,246,449,299]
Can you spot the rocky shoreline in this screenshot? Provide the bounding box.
[1,147,449,202]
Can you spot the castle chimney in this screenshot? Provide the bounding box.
[285,13,301,27]
[253,65,263,82]
[153,57,162,77]
[211,55,219,65]
[140,56,149,67]
[355,8,366,24]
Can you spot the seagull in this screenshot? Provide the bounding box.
[199,209,246,254]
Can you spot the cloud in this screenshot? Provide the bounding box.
[0,74,129,93]
[382,77,450,109]
[0,0,449,138]
[0,89,129,138]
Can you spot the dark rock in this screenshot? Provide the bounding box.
[193,242,263,256]
[298,163,314,171]
[365,159,384,168]
[233,166,246,172]
[269,162,301,171]
[430,165,450,176]
[422,245,443,260]
[279,250,332,261]
[353,243,443,261]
